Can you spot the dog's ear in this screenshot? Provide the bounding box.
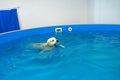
[46,42,50,46]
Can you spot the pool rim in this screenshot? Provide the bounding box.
[0,24,120,44]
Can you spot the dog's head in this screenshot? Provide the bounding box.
[46,37,59,46]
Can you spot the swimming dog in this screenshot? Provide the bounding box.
[33,37,65,52]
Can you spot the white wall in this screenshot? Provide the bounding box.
[0,0,89,29]
[0,0,20,9]
[87,0,94,23]
[20,0,89,29]
[94,0,120,24]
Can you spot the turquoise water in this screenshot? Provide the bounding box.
[0,31,120,80]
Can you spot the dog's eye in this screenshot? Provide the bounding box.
[52,40,54,42]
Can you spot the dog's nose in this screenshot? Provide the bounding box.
[57,39,59,42]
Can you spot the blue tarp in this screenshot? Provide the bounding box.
[0,9,20,33]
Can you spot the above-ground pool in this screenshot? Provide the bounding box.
[0,25,120,80]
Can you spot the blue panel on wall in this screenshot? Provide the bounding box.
[0,9,20,33]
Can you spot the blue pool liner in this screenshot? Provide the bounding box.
[0,24,120,44]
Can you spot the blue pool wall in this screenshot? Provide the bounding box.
[0,24,120,44]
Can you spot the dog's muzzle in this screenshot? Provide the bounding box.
[56,39,59,42]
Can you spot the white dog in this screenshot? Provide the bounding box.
[33,37,65,52]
